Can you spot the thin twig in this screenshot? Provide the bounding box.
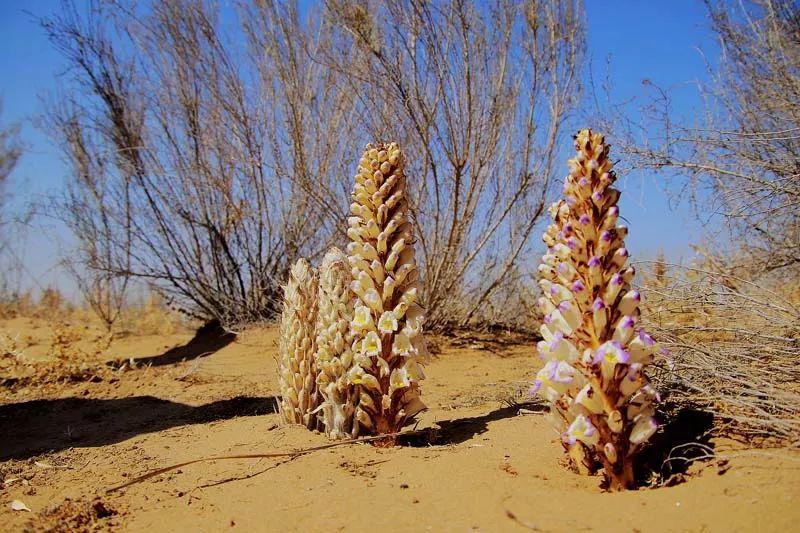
[106,428,432,493]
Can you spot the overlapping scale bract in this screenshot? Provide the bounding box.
[346,142,427,441]
[533,129,662,490]
[278,258,320,429]
[315,247,359,439]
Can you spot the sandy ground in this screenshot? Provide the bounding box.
[1,320,798,532]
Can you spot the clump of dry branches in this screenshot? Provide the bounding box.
[327,0,585,329]
[0,324,111,390]
[607,0,799,279]
[42,0,585,330]
[638,258,800,447]
[592,0,800,448]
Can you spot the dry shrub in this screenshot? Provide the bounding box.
[42,0,585,330]
[638,257,800,447]
[0,321,111,389]
[0,291,34,319]
[117,291,189,337]
[0,288,72,320]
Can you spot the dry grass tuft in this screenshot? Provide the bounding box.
[638,259,800,447]
[0,289,188,389]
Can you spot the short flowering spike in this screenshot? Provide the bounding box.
[278,258,320,430]
[346,142,427,444]
[314,247,359,439]
[532,129,662,491]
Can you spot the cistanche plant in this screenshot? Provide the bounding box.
[345,142,427,444]
[532,129,662,490]
[277,258,320,430]
[314,247,359,439]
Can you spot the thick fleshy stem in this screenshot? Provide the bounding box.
[533,129,662,490]
[314,247,359,439]
[346,142,427,445]
[277,258,321,430]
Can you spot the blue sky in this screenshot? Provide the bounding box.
[0,0,718,293]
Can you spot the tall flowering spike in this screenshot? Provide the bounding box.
[533,129,662,491]
[314,247,359,439]
[346,142,427,444]
[278,258,321,430]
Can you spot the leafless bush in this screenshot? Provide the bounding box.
[0,100,24,298]
[325,0,585,328]
[591,0,800,446]
[638,259,800,447]
[607,0,799,280]
[42,0,357,327]
[42,0,585,330]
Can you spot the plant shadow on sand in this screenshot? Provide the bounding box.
[400,401,549,447]
[401,400,716,490]
[0,395,278,461]
[637,406,716,486]
[110,319,236,369]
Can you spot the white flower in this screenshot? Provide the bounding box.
[377,311,399,334]
[537,332,579,362]
[363,288,383,313]
[362,330,382,356]
[592,341,630,381]
[352,305,374,332]
[392,331,412,356]
[566,414,599,446]
[628,330,658,364]
[574,383,604,414]
[604,442,618,463]
[630,415,658,444]
[533,360,576,401]
[347,365,380,392]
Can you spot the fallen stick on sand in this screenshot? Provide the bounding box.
[106,428,434,493]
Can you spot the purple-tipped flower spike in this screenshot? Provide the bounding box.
[532,129,662,491]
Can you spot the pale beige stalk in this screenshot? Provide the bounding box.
[346,142,427,445]
[314,247,359,439]
[277,258,320,429]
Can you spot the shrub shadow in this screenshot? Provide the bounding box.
[110,319,236,368]
[0,395,278,461]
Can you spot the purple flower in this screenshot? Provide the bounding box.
[579,214,591,225]
[592,297,605,312]
[588,256,601,268]
[571,280,586,292]
[637,330,654,347]
[593,340,630,366]
[548,331,565,352]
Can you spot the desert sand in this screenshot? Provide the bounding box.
[1,319,798,532]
